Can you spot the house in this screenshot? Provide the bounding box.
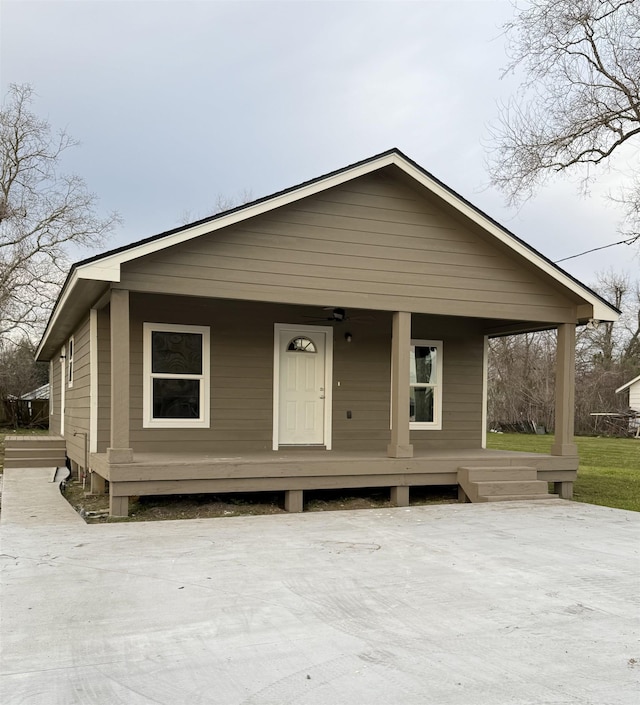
[615,374,640,437]
[35,149,620,516]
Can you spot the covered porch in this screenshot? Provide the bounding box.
[92,295,582,516]
[90,445,578,516]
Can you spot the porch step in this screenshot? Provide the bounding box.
[459,466,539,482]
[3,436,67,469]
[484,493,559,502]
[458,466,559,503]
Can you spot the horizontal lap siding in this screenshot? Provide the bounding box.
[97,307,111,453]
[412,316,484,450]
[119,172,576,323]
[129,296,277,453]
[49,354,62,435]
[123,295,484,454]
[64,316,90,466]
[333,314,392,449]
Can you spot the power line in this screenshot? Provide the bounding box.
[554,234,640,263]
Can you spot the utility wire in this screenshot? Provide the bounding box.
[554,234,640,263]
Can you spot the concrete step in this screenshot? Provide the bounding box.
[459,466,538,482]
[474,480,549,496]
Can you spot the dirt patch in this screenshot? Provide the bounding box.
[62,482,458,523]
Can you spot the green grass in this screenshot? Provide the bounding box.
[487,432,640,512]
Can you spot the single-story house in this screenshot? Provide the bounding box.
[615,374,640,437]
[35,149,620,516]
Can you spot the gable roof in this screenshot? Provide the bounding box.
[616,374,640,394]
[36,148,620,359]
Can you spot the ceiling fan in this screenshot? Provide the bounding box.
[303,307,374,323]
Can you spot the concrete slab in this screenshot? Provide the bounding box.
[1,468,638,704]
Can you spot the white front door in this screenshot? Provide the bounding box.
[276,326,330,446]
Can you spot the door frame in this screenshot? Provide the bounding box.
[272,323,334,450]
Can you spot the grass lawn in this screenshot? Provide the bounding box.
[487,432,640,512]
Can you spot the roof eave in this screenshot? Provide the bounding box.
[37,148,621,356]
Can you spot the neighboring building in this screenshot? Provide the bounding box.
[35,149,620,515]
[615,374,640,437]
[19,383,50,401]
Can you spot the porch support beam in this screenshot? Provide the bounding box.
[89,471,106,495]
[551,323,578,457]
[109,493,129,517]
[107,288,133,464]
[387,311,413,458]
[284,489,303,513]
[390,486,409,507]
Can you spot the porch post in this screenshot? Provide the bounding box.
[551,323,578,457]
[107,288,133,465]
[387,311,413,458]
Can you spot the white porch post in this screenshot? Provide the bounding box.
[387,311,413,459]
[551,323,578,458]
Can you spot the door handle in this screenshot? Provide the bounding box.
[319,395,325,399]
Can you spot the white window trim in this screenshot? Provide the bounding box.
[143,322,210,429]
[410,339,443,431]
[67,336,74,388]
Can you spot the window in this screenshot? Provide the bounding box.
[143,323,210,428]
[287,336,317,353]
[67,337,74,387]
[410,339,443,430]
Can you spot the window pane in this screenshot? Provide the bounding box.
[153,378,200,418]
[287,336,317,353]
[410,387,434,423]
[410,346,437,384]
[152,331,202,374]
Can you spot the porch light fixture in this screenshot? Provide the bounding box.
[345,332,352,343]
[59,354,66,361]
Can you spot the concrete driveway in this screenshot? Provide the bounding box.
[1,467,638,705]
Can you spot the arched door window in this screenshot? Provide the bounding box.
[287,336,317,353]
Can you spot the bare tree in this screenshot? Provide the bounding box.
[489,271,640,436]
[0,337,48,399]
[177,189,254,226]
[0,84,119,338]
[488,0,640,237]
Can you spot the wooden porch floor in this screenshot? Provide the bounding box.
[91,447,578,493]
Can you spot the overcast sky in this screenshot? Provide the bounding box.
[2,0,638,287]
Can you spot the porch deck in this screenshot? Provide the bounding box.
[90,447,578,515]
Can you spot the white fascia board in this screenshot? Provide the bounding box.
[35,270,79,360]
[73,151,618,322]
[76,154,400,282]
[41,150,618,359]
[616,375,640,394]
[388,154,620,323]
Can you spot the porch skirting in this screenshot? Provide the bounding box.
[90,449,578,517]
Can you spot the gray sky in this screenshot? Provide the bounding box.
[2,0,638,286]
